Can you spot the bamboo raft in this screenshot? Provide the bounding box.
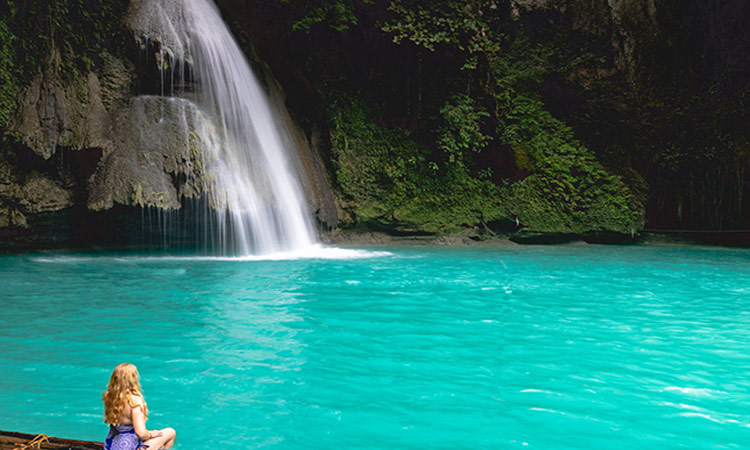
[0,431,102,450]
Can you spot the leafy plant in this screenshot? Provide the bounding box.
[381,0,500,70]
[281,0,369,32]
[436,93,492,171]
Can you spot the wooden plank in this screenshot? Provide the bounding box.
[0,430,102,450]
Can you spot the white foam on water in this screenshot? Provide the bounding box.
[30,256,94,264]
[662,386,722,397]
[521,389,561,396]
[28,246,391,264]
[529,407,567,415]
[679,412,726,424]
[168,245,392,261]
[659,402,706,412]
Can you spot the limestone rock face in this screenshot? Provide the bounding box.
[88,96,211,211]
[0,49,133,239]
[2,2,342,249]
[10,50,132,159]
[17,172,74,213]
[86,66,340,227]
[0,156,73,229]
[510,0,661,87]
[599,0,660,86]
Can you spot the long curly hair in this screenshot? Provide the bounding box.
[102,363,148,425]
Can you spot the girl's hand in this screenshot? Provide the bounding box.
[149,430,164,439]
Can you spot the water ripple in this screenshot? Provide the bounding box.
[1,245,749,449]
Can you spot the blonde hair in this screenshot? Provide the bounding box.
[103,363,148,425]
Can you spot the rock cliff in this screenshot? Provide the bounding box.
[0,2,339,250]
[1,0,747,249]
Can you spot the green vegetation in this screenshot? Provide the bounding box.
[437,93,492,171]
[282,0,366,32]
[0,0,129,130]
[381,0,499,70]
[500,97,644,233]
[290,0,645,235]
[0,0,743,238]
[0,19,19,129]
[492,34,645,233]
[329,91,506,234]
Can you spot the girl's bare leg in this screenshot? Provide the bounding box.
[142,428,176,450]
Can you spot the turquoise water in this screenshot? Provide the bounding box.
[1,245,749,449]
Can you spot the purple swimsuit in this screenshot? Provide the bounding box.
[104,425,143,450]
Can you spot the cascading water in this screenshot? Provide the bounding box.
[128,0,315,255]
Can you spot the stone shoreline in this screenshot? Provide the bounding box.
[1,226,747,254]
[323,228,750,248]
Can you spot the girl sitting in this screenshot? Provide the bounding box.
[103,363,177,450]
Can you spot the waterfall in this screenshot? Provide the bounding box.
[128,0,315,255]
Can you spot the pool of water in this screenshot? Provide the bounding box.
[1,244,749,449]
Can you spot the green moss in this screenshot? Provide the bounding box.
[0,0,130,110]
[488,33,645,234]
[497,94,644,234]
[328,90,507,234]
[0,19,18,129]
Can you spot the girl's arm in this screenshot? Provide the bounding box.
[130,396,162,440]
